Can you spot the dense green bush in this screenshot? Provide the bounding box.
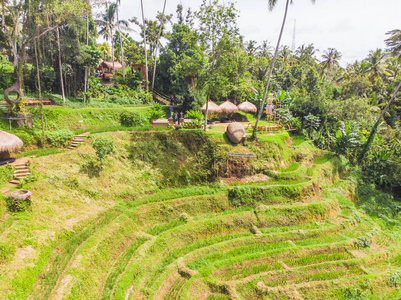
[6,196,32,212]
[46,129,74,147]
[92,138,114,162]
[120,111,146,127]
[149,103,166,120]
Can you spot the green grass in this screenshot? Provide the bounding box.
[16,148,65,158]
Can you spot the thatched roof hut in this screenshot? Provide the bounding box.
[0,131,23,152]
[219,100,238,114]
[201,100,221,113]
[238,100,257,113]
[99,61,123,71]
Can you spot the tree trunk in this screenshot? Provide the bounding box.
[151,0,167,91]
[111,27,115,77]
[253,0,290,138]
[84,15,88,103]
[34,37,45,137]
[140,0,148,91]
[116,1,125,79]
[56,27,66,104]
[64,71,68,97]
[204,98,209,132]
[358,80,401,162]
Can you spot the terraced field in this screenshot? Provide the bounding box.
[1,132,400,299]
[25,144,398,300]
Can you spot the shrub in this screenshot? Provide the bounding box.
[389,270,401,287]
[149,103,165,120]
[6,195,32,212]
[46,129,74,147]
[92,138,114,162]
[334,121,359,156]
[120,111,145,127]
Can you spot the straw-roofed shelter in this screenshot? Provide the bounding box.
[238,100,257,113]
[0,131,23,162]
[99,61,123,71]
[219,100,238,114]
[201,100,222,113]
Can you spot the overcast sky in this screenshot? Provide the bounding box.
[115,0,401,66]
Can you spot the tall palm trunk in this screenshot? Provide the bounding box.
[140,0,148,91]
[115,1,125,79]
[358,80,401,162]
[34,37,45,136]
[56,27,66,104]
[253,0,290,138]
[111,26,115,76]
[84,15,89,103]
[151,0,167,91]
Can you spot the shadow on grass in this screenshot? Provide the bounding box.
[79,158,102,178]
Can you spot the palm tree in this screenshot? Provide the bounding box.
[385,29,401,60]
[96,3,117,75]
[296,43,316,63]
[253,0,316,137]
[98,42,111,60]
[359,80,401,162]
[96,3,130,77]
[140,0,148,91]
[365,49,389,84]
[115,0,125,79]
[246,40,260,57]
[320,48,341,79]
[151,0,167,91]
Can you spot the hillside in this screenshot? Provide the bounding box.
[0,131,401,299]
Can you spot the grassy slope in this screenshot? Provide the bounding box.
[0,130,400,299]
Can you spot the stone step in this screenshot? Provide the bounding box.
[67,147,74,150]
[13,163,27,167]
[14,173,31,178]
[14,169,30,174]
[9,180,20,185]
[15,165,28,169]
[14,176,30,180]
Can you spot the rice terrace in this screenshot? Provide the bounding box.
[1,0,401,299]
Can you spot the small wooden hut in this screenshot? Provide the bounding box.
[238,100,257,113]
[0,131,23,165]
[98,61,123,79]
[132,63,147,80]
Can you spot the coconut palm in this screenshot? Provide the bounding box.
[151,0,167,91]
[246,40,260,57]
[140,0,149,91]
[365,49,390,84]
[385,29,401,60]
[253,0,316,137]
[115,0,125,78]
[96,3,130,76]
[96,4,117,74]
[296,43,317,63]
[98,42,111,60]
[320,48,341,79]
